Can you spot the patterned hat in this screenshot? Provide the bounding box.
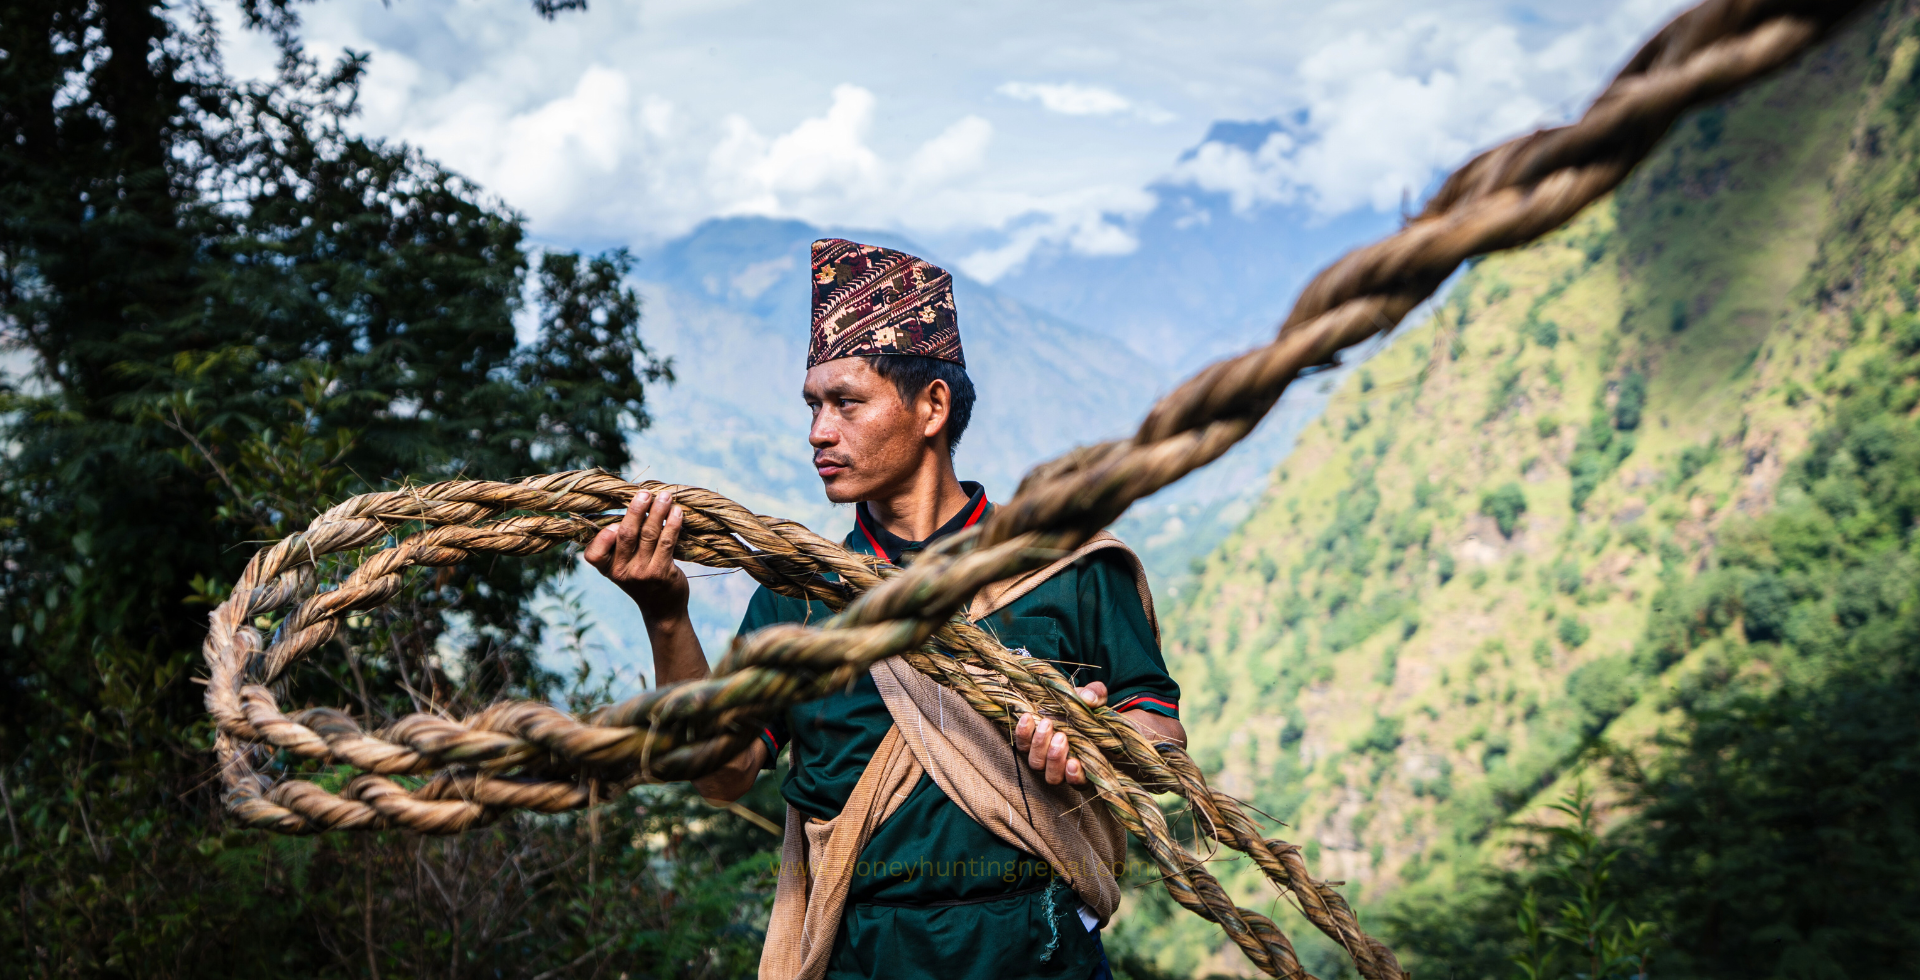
[808,239,963,368]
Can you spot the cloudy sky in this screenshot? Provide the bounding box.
[220,0,1682,281]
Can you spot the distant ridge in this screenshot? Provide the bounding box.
[572,116,1411,673]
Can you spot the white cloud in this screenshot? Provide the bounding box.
[211,0,1685,275]
[1164,1,1679,217]
[705,85,1010,233]
[702,86,1156,272]
[997,81,1175,124]
[957,200,1149,282]
[998,82,1131,116]
[908,116,995,189]
[710,84,885,215]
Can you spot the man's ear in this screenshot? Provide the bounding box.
[920,379,952,441]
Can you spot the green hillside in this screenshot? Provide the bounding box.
[1114,8,1920,977]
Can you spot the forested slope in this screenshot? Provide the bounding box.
[1115,6,1920,977]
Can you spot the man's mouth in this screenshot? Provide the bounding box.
[814,456,850,478]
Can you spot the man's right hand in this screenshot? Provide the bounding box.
[584,490,689,622]
[586,491,766,802]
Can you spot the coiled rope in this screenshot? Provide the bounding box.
[200,2,1869,977]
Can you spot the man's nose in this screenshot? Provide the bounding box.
[808,414,836,449]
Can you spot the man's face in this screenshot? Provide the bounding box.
[804,358,942,504]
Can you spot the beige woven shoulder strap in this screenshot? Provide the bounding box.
[965,531,1158,643]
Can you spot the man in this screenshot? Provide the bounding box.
[586,239,1183,980]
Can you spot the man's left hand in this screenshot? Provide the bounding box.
[1014,682,1106,785]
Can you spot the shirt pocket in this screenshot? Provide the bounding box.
[982,615,1069,666]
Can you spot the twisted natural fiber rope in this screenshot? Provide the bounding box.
[205,473,1395,977]
[201,2,1868,976]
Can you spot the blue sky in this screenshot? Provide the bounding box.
[220,0,1682,282]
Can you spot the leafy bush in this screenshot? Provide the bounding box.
[1387,512,1433,551]
[1887,311,1920,355]
[1352,715,1405,755]
[1323,590,1410,652]
[1567,655,1635,728]
[1557,616,1592,649]
[1532,637,1553,666]
[1618,522,1652,552]
[1376,647,1401,686]
[1613,370,1649,430]
[1484,364,1525,421]
[1551,559,1584,595]
[1529,317,1560,348]
[1740,573,1792,642]
[1672,441,1717,487]
[1481,482,1529,537]
[1570,381,1643,510]
[1668,298,1690,332]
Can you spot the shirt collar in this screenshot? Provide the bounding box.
[850,481,990,564]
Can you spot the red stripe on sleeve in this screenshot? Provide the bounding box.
[1113,695,1179,714]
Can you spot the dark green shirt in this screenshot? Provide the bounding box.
[743,483,1179,980]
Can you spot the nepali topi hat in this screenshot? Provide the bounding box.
[808,238,963,368]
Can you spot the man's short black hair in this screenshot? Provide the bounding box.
[864,355,976,454]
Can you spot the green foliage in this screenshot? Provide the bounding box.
[1396,300,1920,978]
[1739,573,1792,642]
[1345,404,1374,438]
[1353,715,1405,755]
[1486,364,1525,421]
[1618,522,1651,553]
[1512,786,1657,980]
[1567,655,1634,732]
[1170,14,1920,980]
[1386,786,1657,980]
[1613,370,1649,432]
[0,10,735,979]
[1323,590,1411,653]
[1671,441,1717,488]
[1481,483,1529,538]
[1548,559,1583,596]
[1529,319,1560,349]
[1376,646,1401,686]
[1414,476,1440,509]
[1570,379,1642,511]
[1387,511,1434,551]
[1555,617,1591,650]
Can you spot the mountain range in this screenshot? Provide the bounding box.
[1109,9,1920,975]
[567,138,1398,668]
